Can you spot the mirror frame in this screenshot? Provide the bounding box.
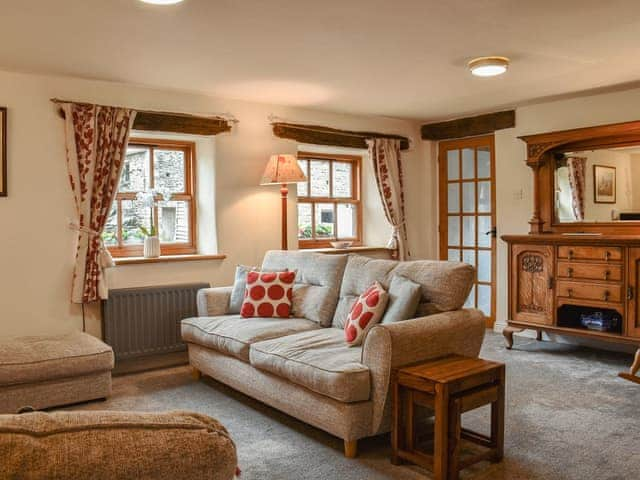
[519,119,640,234]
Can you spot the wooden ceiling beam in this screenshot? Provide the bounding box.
[421,110,515,140]
[273,122,411,151]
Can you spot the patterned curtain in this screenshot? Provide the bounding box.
[59,102,136,303]
[567,156,587,221]
[367,138,409,260]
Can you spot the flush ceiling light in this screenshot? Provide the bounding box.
[139,0,184,4]
[468,56,510,77]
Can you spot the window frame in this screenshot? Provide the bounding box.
[106,138,197,257]
[296,151,362,249]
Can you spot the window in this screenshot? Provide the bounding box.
[103,139,197,257]
[296,152,362,248]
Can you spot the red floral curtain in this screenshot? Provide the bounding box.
[567,156,587,222]
[367,138,409,260]
[59,102,136,303]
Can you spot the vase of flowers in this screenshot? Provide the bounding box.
[136,190,164,258]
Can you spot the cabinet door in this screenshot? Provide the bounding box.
[511,244,555,325]
[627,248,640,338]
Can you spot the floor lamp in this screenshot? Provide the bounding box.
[260,154,307,250]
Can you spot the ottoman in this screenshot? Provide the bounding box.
[0,410,238,480]
[0,331,114,413]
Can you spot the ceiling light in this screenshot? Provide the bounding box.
[139,0,185,5]
[468,56,510,77]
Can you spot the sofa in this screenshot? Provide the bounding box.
[0,410,237,480]
[181,251,485,458]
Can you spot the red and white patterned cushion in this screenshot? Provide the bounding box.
[241,270,296,318]
[344,282,389,346]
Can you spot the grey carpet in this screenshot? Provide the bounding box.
[71,332,640,479]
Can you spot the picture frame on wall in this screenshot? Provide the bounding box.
[593,164,616,204]
[0,107,6,197]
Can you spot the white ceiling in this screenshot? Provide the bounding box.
[1,0,640,120]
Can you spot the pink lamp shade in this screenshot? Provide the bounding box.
[260,154,307,185]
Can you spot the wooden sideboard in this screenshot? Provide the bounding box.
[502,234,640,383]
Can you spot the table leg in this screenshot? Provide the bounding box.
[448,398,461,480]
[391,378,401,465]
[434,383,449,480]
[405,389,415,450]
[491,367,506,462]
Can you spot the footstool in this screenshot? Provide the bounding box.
[0,331,114,413]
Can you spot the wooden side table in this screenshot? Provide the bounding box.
[391,355,505,480]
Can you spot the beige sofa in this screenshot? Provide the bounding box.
[181,251,485,457]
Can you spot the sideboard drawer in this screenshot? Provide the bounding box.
[556,280,623,303]
[557,262,623,282]
[557,246,622,262]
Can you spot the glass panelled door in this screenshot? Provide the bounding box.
[439,136,496,327]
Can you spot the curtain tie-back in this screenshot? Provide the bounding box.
[69,221,116,269]
[69,221,101,237]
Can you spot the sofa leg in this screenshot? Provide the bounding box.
[191,368,201,381]
[344,440,357,458]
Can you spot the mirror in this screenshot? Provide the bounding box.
[554,146,640,223]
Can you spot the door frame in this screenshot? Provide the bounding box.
[438,135,497,327]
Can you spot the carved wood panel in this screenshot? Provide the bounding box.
[627,248,640,338]
[511,244,554,325]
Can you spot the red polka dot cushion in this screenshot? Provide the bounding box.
[344,282,389,346]
[240,270,296,318]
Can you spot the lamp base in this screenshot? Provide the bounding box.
[281,184,288,250]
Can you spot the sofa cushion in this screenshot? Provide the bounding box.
[240,271,295,318]
[392,260,474,313]
[181,315,319,362]
[261,250,348,327]
[0,332,113,387]
[344,282,389,347]
[332,256,397,328]
[229,264,256,314]
[332,255,475,327]
[381,274,422,324]
[250,329,370,403]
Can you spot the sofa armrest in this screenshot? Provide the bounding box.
[362,308,486,434]
[196,286,233,317]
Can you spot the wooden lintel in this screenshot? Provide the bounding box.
[132,111,231,136]
[55,104,231,136]
[421,110,515,140]
[273,122,410,151]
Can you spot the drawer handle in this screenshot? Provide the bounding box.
[604,270,610,280]
[603,290,610,302]
[568,250,574,260]
[567,288,573,298]
[604,251,611,261]
[567,267,573,278]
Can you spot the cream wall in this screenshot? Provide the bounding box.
[0,70,433,340]
[494,87,640,351]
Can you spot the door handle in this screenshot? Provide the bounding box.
[484,227,497,238]
[547,277,554,289]
[628,286,634,301]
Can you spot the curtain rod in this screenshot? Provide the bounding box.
[50,98,239,124]
[269,114,413,145]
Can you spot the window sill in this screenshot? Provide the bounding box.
[303,246,394,255]
[113,254,226,266]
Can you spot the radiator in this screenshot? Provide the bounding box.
[102,283,209,361]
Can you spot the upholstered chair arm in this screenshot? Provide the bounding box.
[196,286,234,317]
[362,308,486,435]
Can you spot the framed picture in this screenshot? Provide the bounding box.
[0,107,5,197]
[593,164,616,204]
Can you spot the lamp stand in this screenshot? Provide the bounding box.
[280,183,288,250]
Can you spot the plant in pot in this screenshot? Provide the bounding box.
[136,189,165,258]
